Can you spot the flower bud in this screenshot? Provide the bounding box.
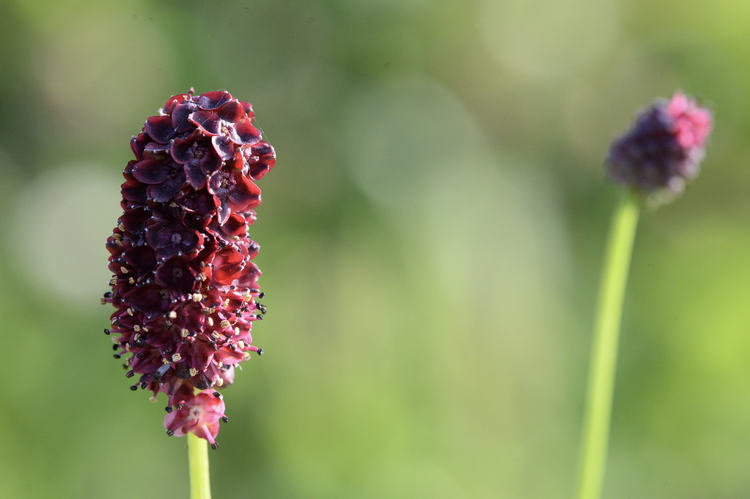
[607,92,712,195]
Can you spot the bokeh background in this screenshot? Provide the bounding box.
[0,0,748,497]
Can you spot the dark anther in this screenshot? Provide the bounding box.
[155,363,171,380]
[256,314,263,320]
[140,381,148,389]
[166,429,174,436]
[126,370,135,378]
[104,328,111,335]
[221,416,229,423]
[165,406,172,413]
[257,348,263,356]
[259,292,265,299]
[104,291,112,298]
[113,354,121,359]
[136,352,145,358]
[112,344,119,351]
[134,338,146,347]
[176,403,184,410]
[210,443,218,450]
[130,385,138,391]
[213,391,221,398]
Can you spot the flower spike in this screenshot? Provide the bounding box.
[104,89,276,443]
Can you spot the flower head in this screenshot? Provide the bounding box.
[103,89,275,446]
[607,92,713,195]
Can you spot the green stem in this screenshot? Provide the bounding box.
[576,190,640,499]
[188,432,212,499]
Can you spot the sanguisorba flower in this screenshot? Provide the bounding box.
[103,89,275,448]
[577,92,713,499]
[607,92,713,195]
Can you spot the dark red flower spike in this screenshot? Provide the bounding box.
[103,89,276,445]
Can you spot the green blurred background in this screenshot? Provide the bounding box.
[0,0,748,497]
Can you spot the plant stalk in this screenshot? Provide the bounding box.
[576,190,640,499]
[188,432,212,499]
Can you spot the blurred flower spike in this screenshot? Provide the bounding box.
[607,92,713,196]
[103,88,275,446]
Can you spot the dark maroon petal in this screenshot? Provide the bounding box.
[229,151,244,170]
[251,141,274,157]
[146,224,171,249]
[215,347,245,365]
[172,102,198,133]
[189,110,221,136]
[216,200,231,225]
[124,246,157,275]
[246,238,259,259]
[120,208,148,233]
[148,170,185,203]
[131,350,163,373]
[163,93,190,114]
[220,213,246,237]
[207,171,230,197]
[200,149,222,174]
[239,100,254,118]
[145,116,176,143]
[211,135,235,160]
[123,285,167,313]
[178,189,217,214]
[235,262,260,288]
[177,229,201,255]
[187,341,215,372]
[228,174,261,211]
[249,161,273,180]
[170,135,196,164]
[121,178,147,203]
[212,247,244,284]
[184,162,207,190]
[197,90,232,110]
[246,142,276,180]
[228,117,261,145]
[182,211,212,232]
[217,101,244,123]
[155,258,196,295]
[144,142,170,158]
[131,133,149,160]
[132,160,170,184]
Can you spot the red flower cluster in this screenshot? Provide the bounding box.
[104,89,275,446]
[607,92,712,194]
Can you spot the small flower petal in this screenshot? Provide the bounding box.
[189,110,221,136]
[132,159,170,184]
[145,116,176,144]
[197,90,232,110]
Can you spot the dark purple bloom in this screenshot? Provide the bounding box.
[131,159,187,202]
[607,92,713,195]
[171,132,222,189]
[104,88,276,445]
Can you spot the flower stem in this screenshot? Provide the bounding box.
[576,190,640,499]
[188,432,212,499]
